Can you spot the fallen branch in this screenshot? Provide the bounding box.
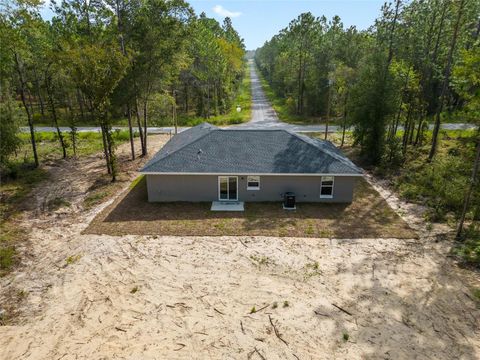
[239,239,248,247]
[249,304,269,314]
[214,307,225,315]
[332,303,353,316]
[254,347,266,360]
[314,310,329,317]
[240,320,245,334]
[174,343,185,351]
[114,326,127,332]
[268,315,288,346]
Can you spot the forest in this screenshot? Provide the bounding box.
[256,0,479,257]
[0,0,246,180]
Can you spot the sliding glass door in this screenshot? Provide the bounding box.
[218,176,238,201]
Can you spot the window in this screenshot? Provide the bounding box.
[320,176,334,198]
[247,176,260,190]
[219,176,238,201]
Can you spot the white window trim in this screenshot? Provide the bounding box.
[247,176,260,191]
[320,176,334,199]
[218,176,238,201]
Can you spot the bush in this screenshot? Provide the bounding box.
[454,224,480,266]
[0,247,15,271]
[395,154,470,220]
[286,97,296,113]
[112,130,132,142]
[78,131,101,140]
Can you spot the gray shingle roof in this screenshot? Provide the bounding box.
[140,123,362,175]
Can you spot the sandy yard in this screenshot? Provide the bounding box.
[1,135,479,360]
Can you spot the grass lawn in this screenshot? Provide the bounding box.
[86,176,416,238]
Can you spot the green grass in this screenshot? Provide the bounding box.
[65,254,81,265]
[84,190,110,209]
[15,130,138,162]
[129,175,145,190]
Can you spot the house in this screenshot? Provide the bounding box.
[140,123,362,204]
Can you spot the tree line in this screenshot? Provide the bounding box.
[255,0,479,160]
[255,0,479,238]
[1,0,245,181]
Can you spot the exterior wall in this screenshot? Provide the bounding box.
[146,174,358,203]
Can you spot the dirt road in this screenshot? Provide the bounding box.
[1,136,479,359]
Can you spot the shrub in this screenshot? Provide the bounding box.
[455,224,480,266]
[0,247,15,271]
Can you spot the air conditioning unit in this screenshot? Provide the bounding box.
[283,192,296,210]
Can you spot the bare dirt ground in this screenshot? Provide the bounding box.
[86,178,417,239]
[1,135,479,360]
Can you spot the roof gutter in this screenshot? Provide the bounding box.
[139,172,363,177]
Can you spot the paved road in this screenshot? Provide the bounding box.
[23,61,476,134]
[233,61,283,129]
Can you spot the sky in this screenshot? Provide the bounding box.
[39,0,385,50]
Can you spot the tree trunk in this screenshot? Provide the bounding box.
[33,67,46,120]
[135,98,145,155]
[104,120,117,182]
[429,0,466,161]
[76,88,86,122]
[127,103,135,160]
[184,82,189,113]
[340,95,348,147]
[414,116,424,146]
[46,76,67,159]
[143,100,148,155]
[386,0,402,66]
[14,53,39,167]
[402,104,413,154]
[456,133,480,239]
[100,123,111,174]
[70,126,77,157]
[324,84,331,140]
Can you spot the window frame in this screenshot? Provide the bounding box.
[320,176,334,199]
[246,175,260,191]
[218,176,238,201]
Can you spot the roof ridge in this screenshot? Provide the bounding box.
[141,125,216,172]
[284,130,361,174]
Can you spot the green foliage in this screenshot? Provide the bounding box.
[349,51,395,164]
[0,85,21,166]
[454,224,480,265]
[65,254,81,265]
[397,155,469,220]
[0,247,15,272]
[386,130,480,225]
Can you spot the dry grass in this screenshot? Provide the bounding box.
[85,177,417,238]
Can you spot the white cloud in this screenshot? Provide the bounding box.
[212,5,242,18]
